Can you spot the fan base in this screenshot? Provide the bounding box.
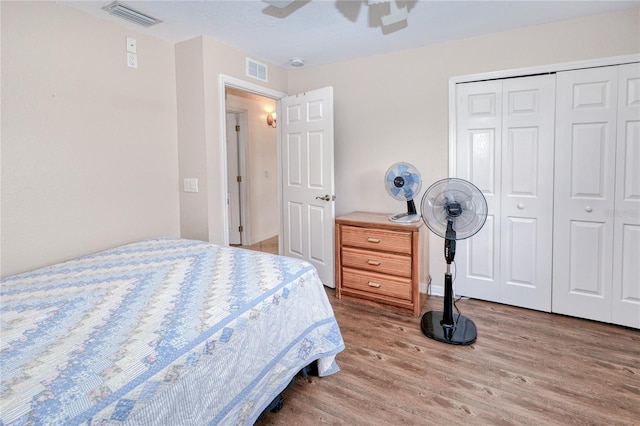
[389,213,421,223]
[421,311,477,345]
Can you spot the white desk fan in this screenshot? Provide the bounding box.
[385,162,422,223]
[420,178,488,345]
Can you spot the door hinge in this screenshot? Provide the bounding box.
[235,125,240,132]
[238,226,243,233]
[237,175,242,183]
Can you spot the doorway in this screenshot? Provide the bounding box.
[225,87,279,248]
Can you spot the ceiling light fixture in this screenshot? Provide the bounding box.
[290,58,305,67]
[102,1,162,27]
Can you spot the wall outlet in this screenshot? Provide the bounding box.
[127,52,138,68]
[183,178,199,193]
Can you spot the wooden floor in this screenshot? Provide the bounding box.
[240,236,279,255]
[257,290,640,426]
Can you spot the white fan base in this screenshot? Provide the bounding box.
[389,213,421,223]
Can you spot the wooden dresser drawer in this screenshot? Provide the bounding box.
[342,247,411,277]
[335,212,427,317]
[341,225,412,254]
[342,268,412,301]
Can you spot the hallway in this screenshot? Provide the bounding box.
[241,236,278,255]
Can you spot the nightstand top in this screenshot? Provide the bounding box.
[336,211,423,231]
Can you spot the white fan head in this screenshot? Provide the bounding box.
[420,178,488,240]
[385,162,422,201]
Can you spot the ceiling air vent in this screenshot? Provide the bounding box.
[246,58,268,82]
[102,2,162,27]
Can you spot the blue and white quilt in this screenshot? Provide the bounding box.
[0,238,344,425]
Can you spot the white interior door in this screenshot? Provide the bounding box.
[499,75,555,311]
[455,80,502,302]
[612,62,640,328]
[553,66,619,322]
[226,112,242,245]
[455,75,555,311]
[280,87,336,287]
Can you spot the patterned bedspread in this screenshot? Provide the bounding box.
[0,238,344,425]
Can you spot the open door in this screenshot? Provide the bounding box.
[226,112,243,245]
[280,87,336,287]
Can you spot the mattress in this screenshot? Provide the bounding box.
[0,238,344,425]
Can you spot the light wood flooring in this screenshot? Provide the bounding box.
[241,236,279,255]
[257,290,640,425]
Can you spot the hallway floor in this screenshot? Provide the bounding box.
[241,236,278,255]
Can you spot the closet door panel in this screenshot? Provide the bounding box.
[612,62,640,328]
[553,67,618,322]
[500,75,555,311]
[455,81,502,302]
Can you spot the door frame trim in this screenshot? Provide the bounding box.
[448,54,640,176]
[219,75,287,247]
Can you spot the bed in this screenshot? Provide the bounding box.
[0,238,344,425]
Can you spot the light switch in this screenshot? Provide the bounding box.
[126,37,137,53]
[183,178,199,193]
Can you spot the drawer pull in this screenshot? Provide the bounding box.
[367,259,381,266]
[367,237,381,243]
[368,281,382,288]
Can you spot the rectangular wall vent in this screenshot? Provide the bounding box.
[102,2,162,27]
[246,58,268,82]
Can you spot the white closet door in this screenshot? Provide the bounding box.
[553,67,619,322]
[612,63,640,328]
[455,80,502,302]
[499,75,555,311]
[455,76,555,311]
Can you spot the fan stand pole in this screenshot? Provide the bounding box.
[406,199,417,215]
[420,236,477,345]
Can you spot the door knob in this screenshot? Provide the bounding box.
[517,203,525,210]
[585,206,593,213]
[315,194,331,201]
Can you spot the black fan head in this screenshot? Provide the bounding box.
[420,178,488,240]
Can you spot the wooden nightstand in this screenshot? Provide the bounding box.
[335,211,425,316]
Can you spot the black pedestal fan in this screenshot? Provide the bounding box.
[420,178,488,345]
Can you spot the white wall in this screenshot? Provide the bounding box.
[1,2,180,277]
[287,7,640,292]
[175,37,288,245]
[2,2,638,285]
[226,89,278,244]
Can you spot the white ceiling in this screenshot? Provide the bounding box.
[63,0,639,68]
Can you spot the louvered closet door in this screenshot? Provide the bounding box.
[553,67,619,322]
[612,63,640,329]
[455,75,555,311]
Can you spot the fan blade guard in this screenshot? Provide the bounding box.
[384,162,422,202]
[420,178,487,240]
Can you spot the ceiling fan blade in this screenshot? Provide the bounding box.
[380,0,408,26]
[261,0,310,18]
[262,0,296,7]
